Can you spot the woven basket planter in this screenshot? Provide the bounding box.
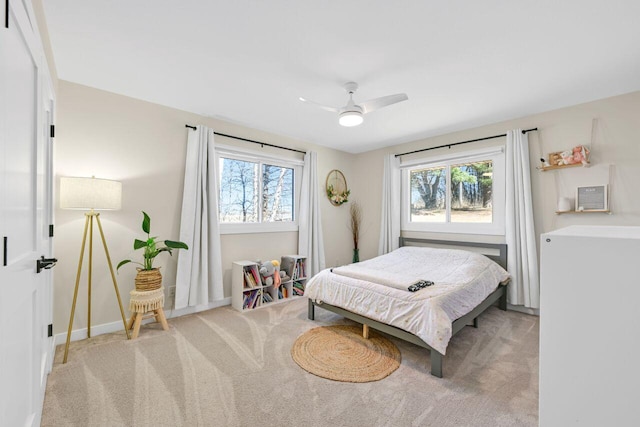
[135,268,162,292]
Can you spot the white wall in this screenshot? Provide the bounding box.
[54,81,356,334]
[351,91,640,261]
[54,80,640,336]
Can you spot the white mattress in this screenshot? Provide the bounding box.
[305,246,510,354]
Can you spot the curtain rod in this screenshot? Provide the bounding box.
[395,128,538,158]
[185,124,306,155]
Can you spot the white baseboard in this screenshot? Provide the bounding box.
[48,338,56,370]
[507,303,539,316]
[54,297,232,346]
[164,297,232,319]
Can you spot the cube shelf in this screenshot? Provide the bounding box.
[231,256,308,312]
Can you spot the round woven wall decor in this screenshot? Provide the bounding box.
[291,325,401,382]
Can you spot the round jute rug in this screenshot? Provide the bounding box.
[291,325,401,382]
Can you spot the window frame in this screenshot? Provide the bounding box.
[400,146,505,235]
[215,144,303,235]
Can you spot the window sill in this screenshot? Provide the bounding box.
[220,222,299,235]
[401,223,504,236]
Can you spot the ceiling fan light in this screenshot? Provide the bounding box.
[339,111,363,127]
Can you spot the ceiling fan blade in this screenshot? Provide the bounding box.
[359,93,408,114]
[299,97,340,113]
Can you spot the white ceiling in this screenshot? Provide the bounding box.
[42,1,640,153]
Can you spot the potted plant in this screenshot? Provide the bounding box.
[117,211,188,291]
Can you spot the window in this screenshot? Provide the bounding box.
[401,148,505,235]
[217,146,301,234]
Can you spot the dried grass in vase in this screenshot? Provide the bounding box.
[349,202,362,263]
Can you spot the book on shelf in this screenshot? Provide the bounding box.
[243,289,261,309]
[281,285,288,298]
[295,259,306,279]
[299,260,306,278]
[292,281,304,296]
[243,271,254,288]
[289,259,306,280]
[249,265,261,286]
[243,291,251,309]
[242,292,249,309]
[245,265,263,288]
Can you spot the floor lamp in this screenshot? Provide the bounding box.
[60,176,131,364]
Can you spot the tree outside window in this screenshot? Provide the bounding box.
[219,157,294,223]
[409,160,493,224]
[262,164,294,222]
[410,166,446,222]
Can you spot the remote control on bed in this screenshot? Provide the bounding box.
[407,280,434,292]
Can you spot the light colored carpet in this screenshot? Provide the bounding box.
[42,298,539,426]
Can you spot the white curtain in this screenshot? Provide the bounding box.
[378,153,401,255]
[505,129,540,309]
[298,151,326,276]
[175,125,224,309]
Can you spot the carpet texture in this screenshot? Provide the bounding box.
[291,325,401,382]
[42,298,539,426]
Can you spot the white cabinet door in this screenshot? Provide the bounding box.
[0,2,54,426]
[540,226,640,427]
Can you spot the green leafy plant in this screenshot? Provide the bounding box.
[117,211,188,271]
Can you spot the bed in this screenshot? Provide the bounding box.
[306,238,510,378]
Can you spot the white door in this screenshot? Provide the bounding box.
[0,1,55,426]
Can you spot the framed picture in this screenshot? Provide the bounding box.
[575,185,608,211]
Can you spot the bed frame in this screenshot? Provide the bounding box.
[307,237,509,378]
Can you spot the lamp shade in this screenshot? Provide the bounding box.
[59,177,122,210]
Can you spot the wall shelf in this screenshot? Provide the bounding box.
[555,209,611,215]
[540,162,590,172]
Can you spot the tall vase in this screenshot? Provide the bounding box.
[352,248,359,263]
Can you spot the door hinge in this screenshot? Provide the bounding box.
[48,324,53,338]
[2,236,6,266]
[50,124,55,138]
[49,224,54,237]
[5,0,9,29]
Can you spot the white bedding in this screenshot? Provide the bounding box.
[305,246,510,354]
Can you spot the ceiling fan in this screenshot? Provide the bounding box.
[299,82,408,127]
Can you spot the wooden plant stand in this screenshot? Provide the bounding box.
[127,287,169,339]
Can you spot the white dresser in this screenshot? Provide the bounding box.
[539,225,640,426]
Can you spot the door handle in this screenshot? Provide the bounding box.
[36,256,58,273]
